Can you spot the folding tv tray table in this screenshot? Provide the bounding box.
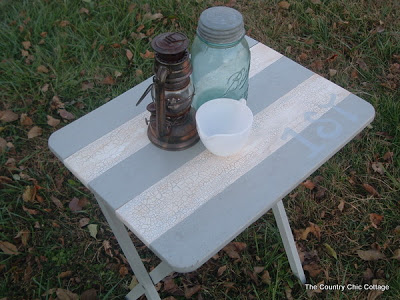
[49,36,375,299]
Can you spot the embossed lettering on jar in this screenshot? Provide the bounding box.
[191,6,251,110]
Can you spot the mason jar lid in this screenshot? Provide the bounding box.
[197,6,245,45]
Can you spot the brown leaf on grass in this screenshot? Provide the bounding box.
[58,109,75,120]
[111,43,120,48]
[119,265,129,277]
[121,38,128,45]
[351,69,359,79]
[246,269,259,286]
[382,151,393,161]
[136,24,145,33]
[363,183,380,197]
[51,95,64,110]
[254,266,264,274]
[21,49,29,57]
[338,199,345,212]
[367,279,385,300]
[58,270,73,279]
[143,13,163,21]
[131,32,146,40]
[357,249,385,261]
[22,41,31,49]
[329,69,337,77]
[217,265,227,276]
[79,7,89,15]
[56,288,79,300]
[310,60,324,71]
[79,218,90,228]
[59,20,70,27]
[371,162,384,175]
[81,81,94,91]
[114,71,122,78]
[37,65,49,73]
[102,76,115,85]
[302,179,315,190]
[261,270,271,285]
[363,268,374,282]
[297,53,308,61]
[135,69,143,77]
[0,241,19,255]
[140,50,155,59]
[40,32,47,38]
[223,244,240,259]
[51,196,64,210]
[126,49,133,61]
[41,83,49,92]
[15,230,29,247]
[20,113,33,126]
[47,115,60,127]
[27,126,42,139]
[0,110,19,122]
[69,197,82,212]
[391,249,400,260]
[103,240,113,257]
[163,277,180,294]
[278,1,290,9]
[184,285,201,299]
[303,262,323,277]
[23,186,36,202]
[369,213,384,228]
[22,205,39,215]
[80,289,97,300]
[0,138,6,153]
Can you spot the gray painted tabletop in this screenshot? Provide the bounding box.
[49,36,375,272]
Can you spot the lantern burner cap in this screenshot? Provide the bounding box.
[151,32,189,62]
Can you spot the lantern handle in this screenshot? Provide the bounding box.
[136,80,154,106]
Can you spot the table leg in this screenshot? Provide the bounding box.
[272,200,306,284]
[94,195,162,300]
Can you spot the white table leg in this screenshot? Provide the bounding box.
[272,200,306,284]
[95,196,162,300]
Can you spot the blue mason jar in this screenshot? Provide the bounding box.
[191,6,250,110]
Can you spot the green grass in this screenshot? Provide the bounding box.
[1,0,399,299]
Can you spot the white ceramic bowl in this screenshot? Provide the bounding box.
[195,98,253,156]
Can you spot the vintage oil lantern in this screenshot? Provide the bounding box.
[137,32,199,150]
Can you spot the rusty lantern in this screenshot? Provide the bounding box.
[137,32,199,151]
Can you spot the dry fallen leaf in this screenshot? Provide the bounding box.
[369,213,384,228]
[79,218,90,228]
[47,115,61,127]
[51,196,64,210]
[140,50,155,59]
[21,49,29,57]
[20,113,33,126]
[302,179,315,190]
[22,205,39,215]
[261,270,271,285]
[58,109,75,120]
[363,183,380,197]
[143,12,163,21]
[382,151,393,161]
[37,65,49,73]
[351,69,359,79]
[51,95,65,110]
[79,7,89,15]
[126,49,133,61]
[254,266,264,274]
[56,288,78,300]
[329,69,337,77]
[367,279,385,300]
[119,265,129,277]
[88,224,98,239]
[135,69,143,77]
[15,229,30,247]
[103,240,113,257]
[146,27,155,36]
[163,278,180,294]
[0,241,20,255]
[357,249,385,261]
[59,20,70,27]
[278,1,290,9]
[217,265,227,276]
[40,31,47,38]
[69,197,82,212]
[303,262,322,277]
[58,270,73,278]
[81,81,94,91]
[22,41,31,50]
[0,137,7,153]
[338,199,345,212]
[102,76,115,85]
[371,162,384,175]
[41,83,49,92]
[136,24,145,33]
[0,110,19,122]
[80,289,97,300]
[27,126,42,139]
[22,186,36,202]
[391,249,400,260]
[184,285,201,299]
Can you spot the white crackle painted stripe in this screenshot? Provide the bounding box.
[116,74,350,245]
[63,43,282,186]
